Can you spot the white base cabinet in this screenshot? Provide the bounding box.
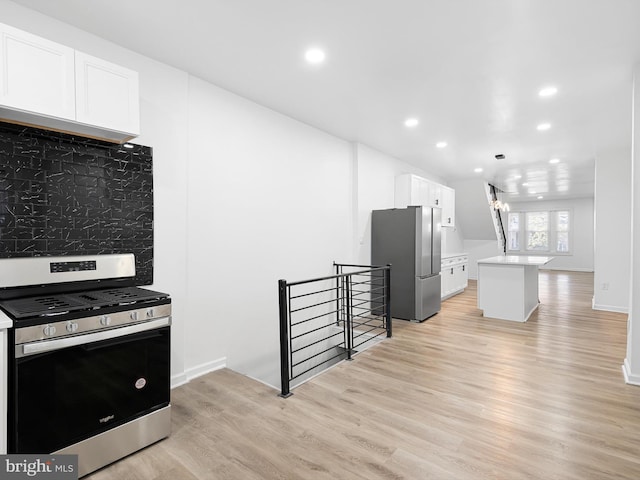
[441,254,468,300]
[0,22,139,143]
[477,256,553,322]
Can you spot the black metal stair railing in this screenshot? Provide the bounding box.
[278,263,391,397]
[489,184,507,254]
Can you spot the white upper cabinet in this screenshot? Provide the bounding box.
[394,174,456,227]
[0,22,139,143]
[428,182,442,208]
[75,52,139,135]
[395,173,437,207]
[394,173,421,206]
[0,23,75,120]
[441,185,455,227]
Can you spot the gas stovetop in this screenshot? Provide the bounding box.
[0,286,170,320]
[0,254,170,328]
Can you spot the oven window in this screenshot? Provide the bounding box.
[11,326,170,453]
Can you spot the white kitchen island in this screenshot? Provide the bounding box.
[477,255,553,322]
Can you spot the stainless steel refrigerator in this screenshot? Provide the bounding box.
[371,206,441,322]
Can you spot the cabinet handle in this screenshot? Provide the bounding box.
[436,199,439,205]
[451,268,454,274]
[448,217,451,224]
[462,265,465,271]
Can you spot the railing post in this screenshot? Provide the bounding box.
[339,272,349,355]
[278,279,292,398]
[334,262,341,326]
[345,275,353,360]
[385,265,392,338]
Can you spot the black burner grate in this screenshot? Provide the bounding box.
[4,295,88,317]
[35,297,76,310]
[0,287,169,319]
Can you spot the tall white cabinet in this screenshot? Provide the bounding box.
[0,22,139,143]
[394,173,456,227]
[441,185,455,227]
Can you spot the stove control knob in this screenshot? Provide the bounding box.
[43,324,56,337]
[99,315,112,327]
[146,308,155,318]
[66,322,79,333]
[130,311,139,321]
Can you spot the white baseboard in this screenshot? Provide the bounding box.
[592,303,628,314]
[170,373,188,389]
[622,358,640,386]
[170,357,227,389]
[245,374,280,392]
[441,288,465,301]
[539,267,594,272]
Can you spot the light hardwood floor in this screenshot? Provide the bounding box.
[87,271,640,479]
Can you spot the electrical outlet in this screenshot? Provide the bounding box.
[602,282,609,291]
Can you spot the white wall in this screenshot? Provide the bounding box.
[442,224,465,255]
[624,66,640,384]
[593,148,632,313]
[507,197,595,272]
[186,76,353,387]
[450,179,497,241]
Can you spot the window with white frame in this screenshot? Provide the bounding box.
[526,211,548,251]
[506,210,571,254]
[556,211,570,252]
[507,212,520,250]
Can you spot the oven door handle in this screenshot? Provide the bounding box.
[20,317,171,358]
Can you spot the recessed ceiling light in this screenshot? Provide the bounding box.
[305,48,326,64]
[539,86,558,97]
[474,167,483,173]
[549,158,560,164]
[537,195,544,199]
[436,141,447,148]
[514,175,522,179]
[537,123,551,131]
[522,182,529,186]
[404,118,419,128]
[530,190,537,194]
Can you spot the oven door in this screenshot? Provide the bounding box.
[9,319,170,453]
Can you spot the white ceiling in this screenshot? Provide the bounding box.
[12,0,640,201]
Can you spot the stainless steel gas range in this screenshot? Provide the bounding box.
[0,254,171,478]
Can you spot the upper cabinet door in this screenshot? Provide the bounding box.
[428,181,441,207]
[441,185,456,227]
[75,51,140,135]
[395,173,450,210]
[0,23,75,120]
